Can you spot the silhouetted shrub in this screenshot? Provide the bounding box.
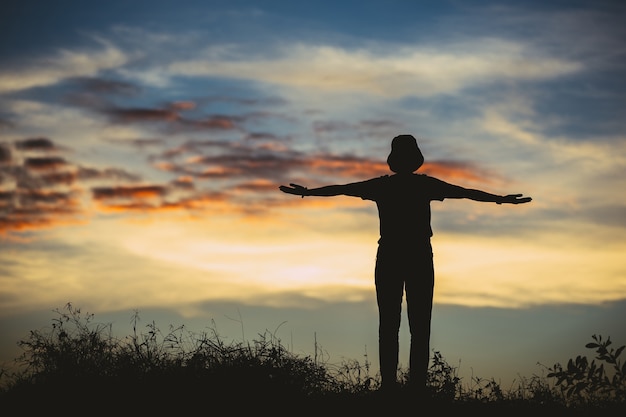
[1,304,624,414]
[547,334,626,405]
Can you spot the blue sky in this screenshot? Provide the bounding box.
[1,0,625,388]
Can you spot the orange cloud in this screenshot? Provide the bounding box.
[2,137,256,235]
[94,191,230,214]
[420,161,496,184]
[170,176,194,189]
[40,171,77,186]
[0,191,14,206]
[303,156,493,185]
[0,192,83,235]
[0,215,57,234]
[104,105,239,131]
[1,130,501,238]
[108,107,180,123]
[168,101,196,111]
[233,179,281,193]
[183,115,238,130]
[92,185,167,200]
[18,189,76,207]
[0,138,151,235]
[308,157,388,178]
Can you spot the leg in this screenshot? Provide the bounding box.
[375,245,404,389]
[405,241,434,392]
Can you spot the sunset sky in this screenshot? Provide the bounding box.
[1,0,625,387]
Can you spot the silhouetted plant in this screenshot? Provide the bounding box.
[508,373,558,405]
[328,356,375,395]
[12,303,118,382]
[463,375,506,402]
[426,350,461,400]
[546,334,626,405]
[0,303,342,403]
[2,304,625,413]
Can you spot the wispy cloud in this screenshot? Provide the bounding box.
[0,138,143,235]
[0,40,130,93]
[15,137,59,151]
[92,185,168,200]
[0,123,490,226]
[68,77,142,96]
[23,156,68,171]
[149,135,494,186]
[169,40,582,97]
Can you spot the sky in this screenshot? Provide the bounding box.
[1,0,625,388]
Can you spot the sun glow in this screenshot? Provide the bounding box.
[433,233,626,308]
[120,220,375,293]
[50,208,621,313]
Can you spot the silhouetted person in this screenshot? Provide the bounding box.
[279,134,531,394]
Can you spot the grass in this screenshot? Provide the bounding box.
[1,303,624,415]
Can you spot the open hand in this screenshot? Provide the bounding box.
[498,194,532,204]
[279,183,308,197]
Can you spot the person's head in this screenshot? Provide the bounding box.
[387,134,424,173]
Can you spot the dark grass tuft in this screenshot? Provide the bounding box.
[1,303,624,415]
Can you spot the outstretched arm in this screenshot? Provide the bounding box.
[448,185,532,204]
[279,183,358,198]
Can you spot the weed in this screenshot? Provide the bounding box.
[546,334,626,405]
[1,304,624,414]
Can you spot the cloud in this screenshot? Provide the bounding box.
[18,189,75,206]
[103,106,241,131]
[233,179,282,193]
[92,185,168,200]
[199,96,288,107]
[92,190,229,214]
[77,166,142,182]
[170,176,194,190]
[59,78,286,136]
[0,144,11,163]
[107,108,180,123]
[123,138,165,147]
[168,101,197,111]
[421,161,498,184]
[312,118,405,137]
[244,132,290,142]
[68,77,142,96]
[41,132,491,231]
[169,40,582,97]
[1,4,623,326]
[184,116,238,130]
[24,157,68,171]
[148,136,498,212]
[0,19,596,237]
[0,40,130,94]
[0,188,82,235]
[15,138,58,151]
[0,139,147,235]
